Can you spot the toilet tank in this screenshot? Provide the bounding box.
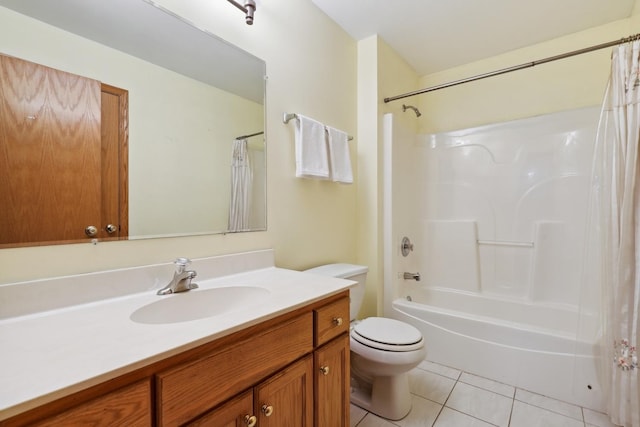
[304,263,368,321]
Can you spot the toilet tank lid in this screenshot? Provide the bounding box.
[304,263,368,278]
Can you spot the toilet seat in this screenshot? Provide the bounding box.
[351,317,424,352]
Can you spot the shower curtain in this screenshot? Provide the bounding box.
[228,138,252,232]
[595,40,640,427]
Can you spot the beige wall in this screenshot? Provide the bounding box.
[417,17,639,134]
[0,0,358,284]
[356,36,419,317]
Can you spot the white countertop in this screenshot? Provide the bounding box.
[0,259,353,421]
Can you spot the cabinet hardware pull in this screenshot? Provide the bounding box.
[332,317,343,326]
[262,404,274,417]
[244,415,257,427]
[84,225,98,237]
[320,365,330,375]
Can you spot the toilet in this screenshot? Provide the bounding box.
[304,263,426,420]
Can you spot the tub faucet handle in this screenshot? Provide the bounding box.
[403,272,421,281]
[401,237,414,257]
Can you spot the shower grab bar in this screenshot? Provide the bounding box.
[283,112,354,141]
[477,240,534,248]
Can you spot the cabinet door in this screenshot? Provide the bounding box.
[186,390,255,427]
[254,355,313,427]
[315,334,350,427]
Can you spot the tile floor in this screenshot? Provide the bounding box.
[350,360,620,427]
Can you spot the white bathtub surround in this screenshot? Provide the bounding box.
[0,249,354,421]
[591,40,640,427]
[382,107,606,412]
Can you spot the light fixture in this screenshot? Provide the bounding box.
[226,0,257,25]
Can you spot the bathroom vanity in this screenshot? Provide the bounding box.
[0,251,352,426]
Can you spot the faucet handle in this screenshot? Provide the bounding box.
[174,257,191,273]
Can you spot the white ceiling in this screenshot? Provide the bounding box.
[311,0,636,75]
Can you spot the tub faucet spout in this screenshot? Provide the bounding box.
[157,258,198,295]
[403,272,421,281]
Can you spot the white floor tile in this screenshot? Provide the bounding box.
[356,413,399,427]
[515,389,583,421]
[510,400,585,427]
[352,367,620,427]
[433,407,496,427]
[445,382,513,427]
[409,369,457,404]
[394,395,443,427]
[351,403,368,427]
[459,372,515,398]
[418,360,462,380]
[583,408,622,427]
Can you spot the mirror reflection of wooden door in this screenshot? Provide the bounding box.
[0,54,128,247]
[100,84,128,241]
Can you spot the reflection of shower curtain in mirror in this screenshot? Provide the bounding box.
[228,138,252,232]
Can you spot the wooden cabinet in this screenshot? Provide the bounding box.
[188,355,314,427]
[2,292,349,427]
[315,335,350,427]
[28,380,151,427]
[187,391,254,427]
[314,296,349,346]
[313,294,350,427]
[156,313,313,426]
[253,355,313,427]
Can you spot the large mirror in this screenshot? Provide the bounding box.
[0,0,266,248]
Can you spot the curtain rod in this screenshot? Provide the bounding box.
[384,32,640,103]
[235,131,264,140]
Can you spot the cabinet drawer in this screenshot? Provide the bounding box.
[30,380,151,427]
[314,297,349,346]
[157,312,313,427]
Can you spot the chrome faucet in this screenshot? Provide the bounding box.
[157,258,198,295]
[403,272,421,281]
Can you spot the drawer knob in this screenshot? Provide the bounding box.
[332,317,343,326]
[244,415,257,427]
[320,365,330,375]
[262,404,274,417]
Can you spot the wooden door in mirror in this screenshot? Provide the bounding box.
[0,54,128,247]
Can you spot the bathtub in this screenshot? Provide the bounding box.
[388,285,604,412]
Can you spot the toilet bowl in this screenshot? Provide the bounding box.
[304,264,426,420]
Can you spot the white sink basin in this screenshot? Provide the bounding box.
[130,286,270,324]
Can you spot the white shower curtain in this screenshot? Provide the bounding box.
[228,138,252,232]
[594,40,640,427]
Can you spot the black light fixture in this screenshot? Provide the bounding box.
[226,0,256,25]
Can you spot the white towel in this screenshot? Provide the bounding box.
[295,114,329,179]
[326,126,353,184]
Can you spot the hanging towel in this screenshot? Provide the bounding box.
[295,114,330,179]
[326,126,353,184]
